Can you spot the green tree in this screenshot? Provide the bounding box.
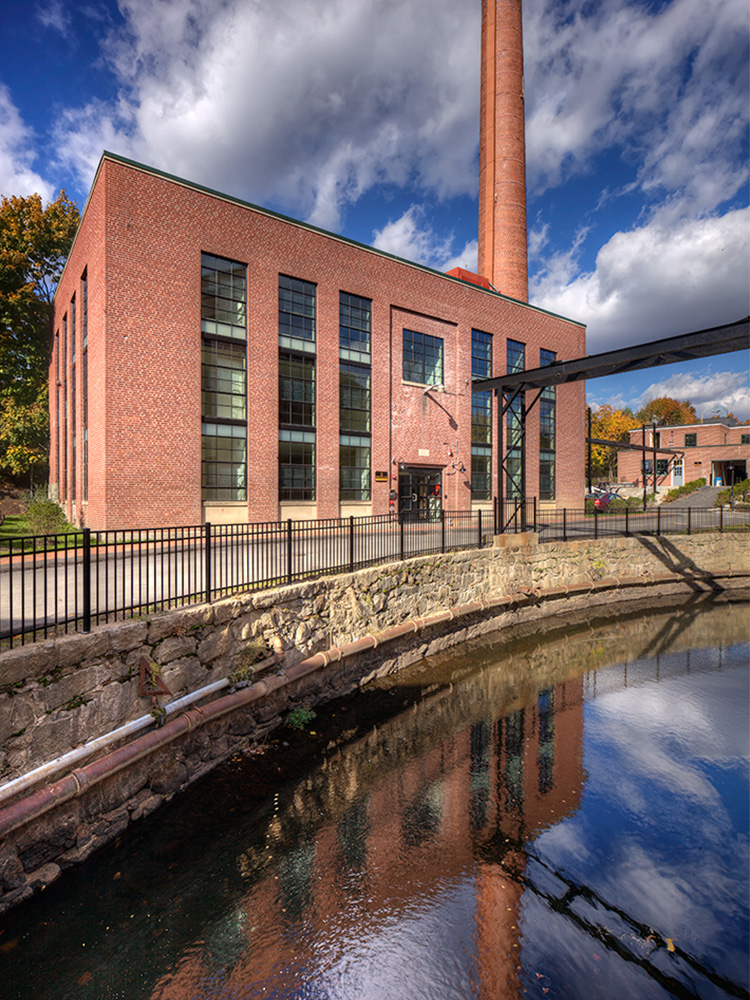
[0,385,50,488]
[0,191,79,480]
[636,397,697,427]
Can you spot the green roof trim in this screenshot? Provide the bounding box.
[63,149,585,330]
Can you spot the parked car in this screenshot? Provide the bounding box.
[585,489,618,510]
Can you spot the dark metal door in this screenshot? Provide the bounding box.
[398,468,442,520]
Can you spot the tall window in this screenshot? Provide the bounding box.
[279,275,316,352]
[70,295,76,502]
[55,330,60,498]
[61,314,67,501]
[403,329,443,386]
[539,349,556,501]
[506,339,525,499]
[201,254,247,501]
[279,276,316,500]
[81,269,88,502]
[340,293,372,502]
[339,291,371,361]
[471,330,492,500]
[279,354,315,428]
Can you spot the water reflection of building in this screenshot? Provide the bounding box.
[149,675,584,999]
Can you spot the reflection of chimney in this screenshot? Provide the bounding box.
[478,0,529,302]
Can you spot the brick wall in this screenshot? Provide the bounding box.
[51,154,586,529]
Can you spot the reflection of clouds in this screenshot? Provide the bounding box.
[302,879,478,1000]
[534,656,749,985]
[534,818,591,866]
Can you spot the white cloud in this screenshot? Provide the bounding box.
[372,205,477,273]
[632,371,750,422]
[0,86,54,201]
[531,207,750,352]
[524,0,749,216]
[36,0,71,37]
[53,0,481,232]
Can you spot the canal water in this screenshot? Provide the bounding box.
[1,595,748,1000]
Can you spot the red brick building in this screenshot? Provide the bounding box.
[49,152,586,530]
[618,420,750,491]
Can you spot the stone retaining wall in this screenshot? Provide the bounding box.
[0,533,747,913]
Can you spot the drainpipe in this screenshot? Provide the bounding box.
[0,677,232,808]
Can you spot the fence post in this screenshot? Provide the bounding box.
[563,508,567,542]
[205,523,212,604]
[720,505,723,533]
[687,507,691,536]
[657,505,661,537]
[82,528,91,633]
[400,513,405,562]
[478,508,482,549]
[441,508,446,553]
[286,519,293,585]
[625,507,629,537]
[594,507,598,540]
[349,515,355,573]
[533,496,537,532]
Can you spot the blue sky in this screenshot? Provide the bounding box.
[2,0,748,418]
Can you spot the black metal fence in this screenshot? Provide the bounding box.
[497,498,750,541]
[0,510,490,648]
[2,503,747,649]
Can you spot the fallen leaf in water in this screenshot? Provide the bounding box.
[666,938,676,952]
[0,938,19,953]
[78,971,93,986]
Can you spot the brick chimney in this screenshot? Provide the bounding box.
[478,0,529,302]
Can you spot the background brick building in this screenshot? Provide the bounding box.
[49,153,586,530]
[618,420,750,491]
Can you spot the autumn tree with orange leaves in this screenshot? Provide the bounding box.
[636,397,697,426]
[589,404,639,479]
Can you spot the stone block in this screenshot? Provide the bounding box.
[0,642,56,686]
[55,631,109,669]
[41,664,100,712]
[161,662,187,696]
[0,844,25,891]
[107,620,150,652]
[0,696,37,744]
[146,610,187,643]
[150,760,188,797]
[27,862,61,890]
[125,646,153,672]
[97,677,139,725]
[153,635,197,664]
[29,714,75,765]
[198,626,233,663]
[131,794,162,822]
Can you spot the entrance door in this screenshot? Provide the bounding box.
[398,468,442,521]
[672,460,684,488]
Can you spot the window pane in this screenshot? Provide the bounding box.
[340,292,371,353]
[280,352,316,427]
[279,438,315,500]
[402,329,444,385]
[279,275,316,343]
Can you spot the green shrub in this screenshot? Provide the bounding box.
[286,706,317,731]
[26,497,70,536]
[662,478,706,503]
[715,478,750,508]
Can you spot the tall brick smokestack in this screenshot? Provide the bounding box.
[478,0,529,302]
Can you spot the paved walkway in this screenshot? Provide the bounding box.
[665,486,723,508]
